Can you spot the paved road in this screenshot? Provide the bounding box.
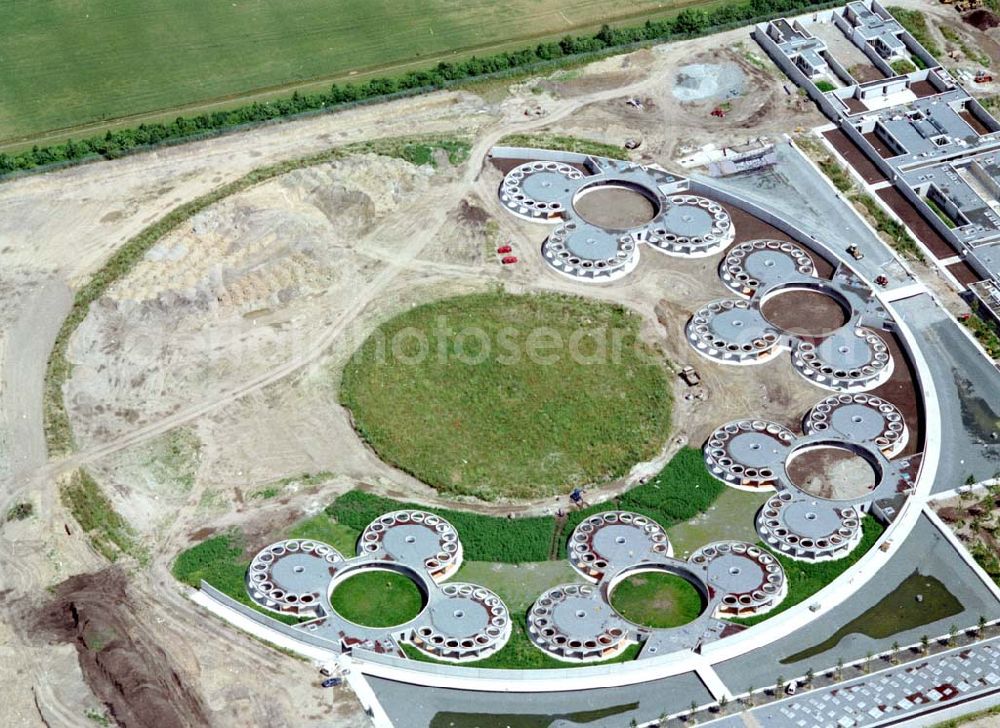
[704,635,1000,728]
[890,296,1000,494]
[713,513,1000,694]
[366,670,714,728]
[694,141,913,289]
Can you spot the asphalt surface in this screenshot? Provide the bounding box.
[713,513,1000,693]
[366,670,713,727]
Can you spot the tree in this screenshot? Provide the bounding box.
[718,695,728,710]
[948,624,958,647]
[864,651,873,674]
[921,634,930,655]
[891,641,900,665]
[979,615,988,637]
[805,667,815,687]
[836,657,844,681]
[775,675,785,695]
[746,686,755,706]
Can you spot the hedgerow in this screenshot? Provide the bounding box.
[327,490,554,563]
[557,447,726,558]
[2,0,846,180]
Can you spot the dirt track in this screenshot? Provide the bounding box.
[0,21,831,727]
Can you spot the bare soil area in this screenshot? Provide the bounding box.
[761,289,850,337]
[787,446,878,500]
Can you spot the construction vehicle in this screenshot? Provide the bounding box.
[847,244,864,260]
[975,70,993,83]
[711,107,726,118]
[680,366,702,386]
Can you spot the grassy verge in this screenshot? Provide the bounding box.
[780,570,962,663]
[731,516,885,626]
[798,136,926,263]
[60,469,147,564]
[42,135,468,456]
[961,312,1000,360]
[940,26,991,68]
[339,290,672,500]
[557,447,727,558]
[497,133,629,159]
[170,530,301,625]
[815,80,836,92]
[925,197,957,229]
[852,194,926,262]
[887,7,942,57]
[327,490,554,563]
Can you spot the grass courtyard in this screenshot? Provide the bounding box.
[610,571,705,628]
[330,570,426,628]
[340,290,673,500]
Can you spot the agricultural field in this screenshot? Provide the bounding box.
[339,290,673,500]
[2,0,713,146]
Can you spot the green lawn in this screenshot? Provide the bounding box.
[287,514,360,557]
[1,0,706,144]
[780,570,963,664]
[330,570,426,627]
[610,571,704,628]
[340,290,672,500]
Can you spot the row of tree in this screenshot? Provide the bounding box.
[0,0,835,176]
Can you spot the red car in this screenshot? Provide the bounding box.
[501,256,518,265]
[497,245,513,254]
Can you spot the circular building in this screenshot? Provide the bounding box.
[499,161,582,222]
[526,583,634,663]
[704,420,797,490]
[792,328,893,392]
[804,393,908,457]
[720,239,817,297]
[567,511,672,582]
[541,222,639,282]
[686,300,782,365]
[690,541,787,617]
[756,492,863,561]
[359,510,463,582]
[247,539,344,617]
[642,194,735,257]
[409,582,511,663]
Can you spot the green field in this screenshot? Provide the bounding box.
[340,290,672,500]
[610,571,705,628]
[2,0,704,145]
[330,570,426,627]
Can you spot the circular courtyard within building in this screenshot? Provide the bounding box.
[760,288,849,336]
[339,290,673,500]
[609,570,705,629]
[330,569,427,628]
[572,183,659,230]
[786,444,880,500]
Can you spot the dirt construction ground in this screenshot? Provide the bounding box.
[0,12,881,726]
